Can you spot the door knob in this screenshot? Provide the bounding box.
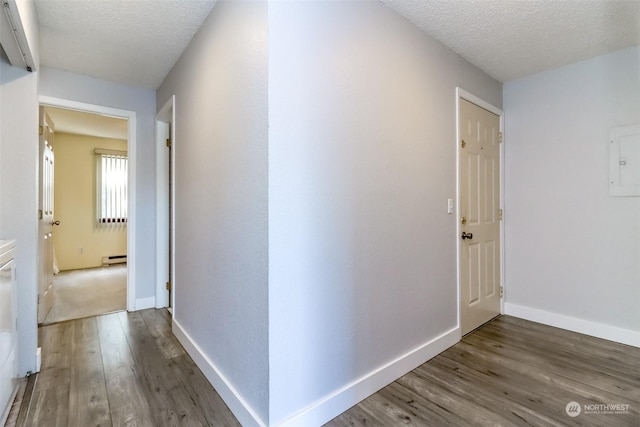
[461,231,473,240]
[51,220,60,226]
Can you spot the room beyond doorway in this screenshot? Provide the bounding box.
[39,95,138,315]
[39,104,130,326]
[42,265,126,324]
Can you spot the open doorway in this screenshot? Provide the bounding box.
[38,97,137,324]
[156,96,175,314]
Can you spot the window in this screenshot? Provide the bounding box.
[96,149,128,224]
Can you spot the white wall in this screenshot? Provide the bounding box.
[0,56,39,375]
[268,1,501,425]
[0,0,40,375]
[504,46,640,346]
[156,1,269,424]
[39,68,157,304]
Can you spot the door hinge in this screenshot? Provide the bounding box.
[166,138,172,148]
[500,286,504,298]
[166,281,171,291]
[498,132,503,143]
[39,125,43,136]
[461,139,466,148]
[498,209,503,220]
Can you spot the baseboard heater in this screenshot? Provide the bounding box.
[102,255,127,266]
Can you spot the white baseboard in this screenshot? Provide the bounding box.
[504,303,640,348]
[134,296,156,311]
[172,318,267,427]
[172,321,459,427]
[275,327,460,427]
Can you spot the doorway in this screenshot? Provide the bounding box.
[156,96,175,313]
[37,109,55,323]
[38,96,137,324]
[457,89,504,335]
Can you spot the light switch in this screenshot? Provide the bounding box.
[447,198,454,214]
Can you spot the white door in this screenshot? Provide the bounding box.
[38,109,56,323]
[459,98,501,335]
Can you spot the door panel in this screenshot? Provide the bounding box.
[459,98,501,335]
[38,109,55,323]
[467,153,480,223]
[468,242,480,303]
[484,241,497,295]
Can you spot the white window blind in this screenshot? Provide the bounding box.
[96,149,128,225]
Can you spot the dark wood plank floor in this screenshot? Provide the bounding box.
[23,309,241,427]
[21,311,640,426]
[326,316,640,427]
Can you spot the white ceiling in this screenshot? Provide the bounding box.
[35,0,217,90]
[381,0,640,82]
[36,1,639,138]
[44,106,128,140]
[34,0,640,91]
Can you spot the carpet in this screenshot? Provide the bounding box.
[43,265,127,325]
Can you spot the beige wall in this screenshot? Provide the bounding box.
[53,132,127,270]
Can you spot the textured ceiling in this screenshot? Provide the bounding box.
[45,106,128,140]
[36,0,217,89]
[381,0,640,82]
[34,0,639,90]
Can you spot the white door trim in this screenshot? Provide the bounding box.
[155,96,175,312]
[455,88,505,330]
[39,95,137,312]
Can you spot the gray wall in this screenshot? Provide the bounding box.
[156,0,269,422]
[157,0,501,424]
[39,68,157,304]
[504,47,639,336]
[268,1,501,424]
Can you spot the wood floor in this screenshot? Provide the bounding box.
[17,311,640,426]
[22,309,240,427]
[327,316,640,427]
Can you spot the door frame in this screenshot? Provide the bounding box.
[39,95,137,311]
[455,88,505,332]
[155,96,175,312]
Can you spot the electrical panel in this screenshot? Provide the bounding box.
[609,124,640,197]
